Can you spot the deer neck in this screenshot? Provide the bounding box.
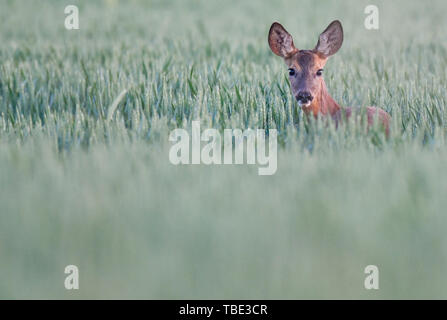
[304,81,340,117]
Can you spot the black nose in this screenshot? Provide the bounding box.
[297,91,313,103]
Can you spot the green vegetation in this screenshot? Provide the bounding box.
[1,0,447,298]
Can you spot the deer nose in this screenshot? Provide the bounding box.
[296,91,313,103]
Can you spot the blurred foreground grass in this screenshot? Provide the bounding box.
[2,139,447,299]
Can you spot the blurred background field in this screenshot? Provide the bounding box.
[1,0,447,299]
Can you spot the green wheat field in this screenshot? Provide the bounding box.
[1,0,447,299]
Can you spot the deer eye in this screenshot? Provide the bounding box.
[316,69,323,76]
[288,68,296,76]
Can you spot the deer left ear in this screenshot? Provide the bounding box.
[314,20,343,57]
[268,22,298,58]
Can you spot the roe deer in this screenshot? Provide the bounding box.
[268,20,390,135]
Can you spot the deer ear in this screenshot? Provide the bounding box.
[268,22,298,58]
[314,20,343,57]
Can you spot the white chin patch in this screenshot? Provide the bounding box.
[298,101,311,108]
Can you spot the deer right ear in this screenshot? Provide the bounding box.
[268,22,298,58]
[314,20,343,57]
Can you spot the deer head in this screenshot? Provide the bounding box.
[268,20,343,115]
